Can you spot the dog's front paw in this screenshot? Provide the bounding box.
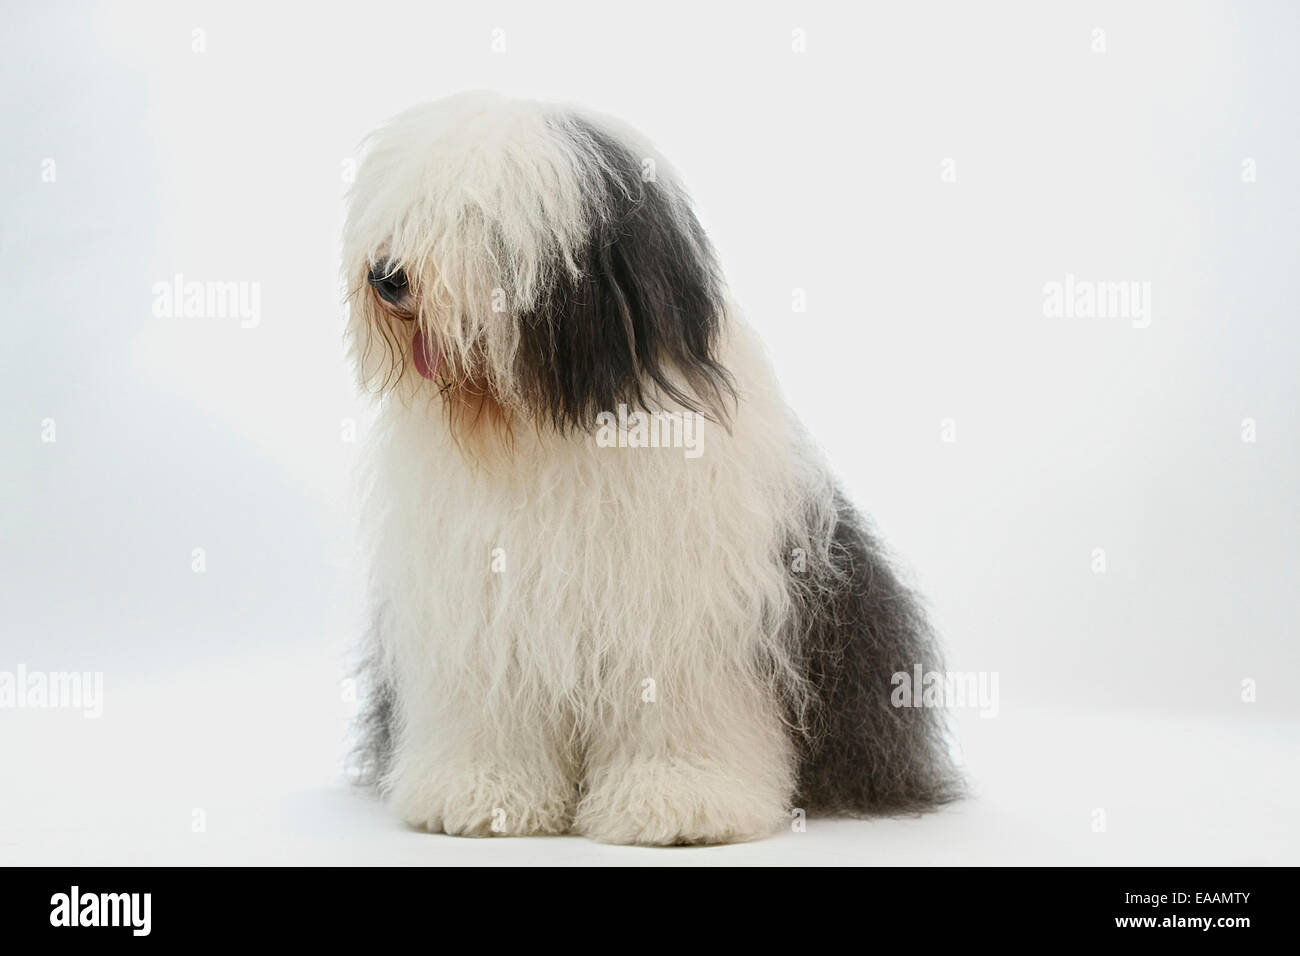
[390,762,575,837]
[574,757,788,846]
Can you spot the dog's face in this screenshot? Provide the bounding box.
[343,93,734,438]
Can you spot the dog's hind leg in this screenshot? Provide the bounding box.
[790,490,964,815]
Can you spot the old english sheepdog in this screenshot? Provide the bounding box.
[344,92,961,845]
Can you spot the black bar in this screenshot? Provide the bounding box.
[0,866,1282,942]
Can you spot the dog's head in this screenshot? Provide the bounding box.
[343,92,735,438]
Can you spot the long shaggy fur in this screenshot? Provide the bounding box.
[788,491,963,813]
[343,92,960,845]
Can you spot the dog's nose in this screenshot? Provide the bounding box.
[368,262,411,306]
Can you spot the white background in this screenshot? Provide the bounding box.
[2,0,1296,865]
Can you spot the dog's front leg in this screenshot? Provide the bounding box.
[387,672,578,837]
[573,671,794,846]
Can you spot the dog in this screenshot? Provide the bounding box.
[343,92,961,845]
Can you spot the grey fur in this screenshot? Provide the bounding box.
[787,488,964,815]
[348,613,394,789]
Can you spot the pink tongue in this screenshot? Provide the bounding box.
[412,332,442,380]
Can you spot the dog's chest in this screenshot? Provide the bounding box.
[372,414,723,639]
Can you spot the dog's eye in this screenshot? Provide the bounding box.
[368,263,411,307]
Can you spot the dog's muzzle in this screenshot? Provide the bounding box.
[367,261,440,380]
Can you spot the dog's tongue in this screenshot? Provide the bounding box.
[412,332,441,380]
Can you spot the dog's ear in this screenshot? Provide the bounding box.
[513,118,735,432]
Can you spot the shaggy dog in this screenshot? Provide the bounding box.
[344,92,960,845]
